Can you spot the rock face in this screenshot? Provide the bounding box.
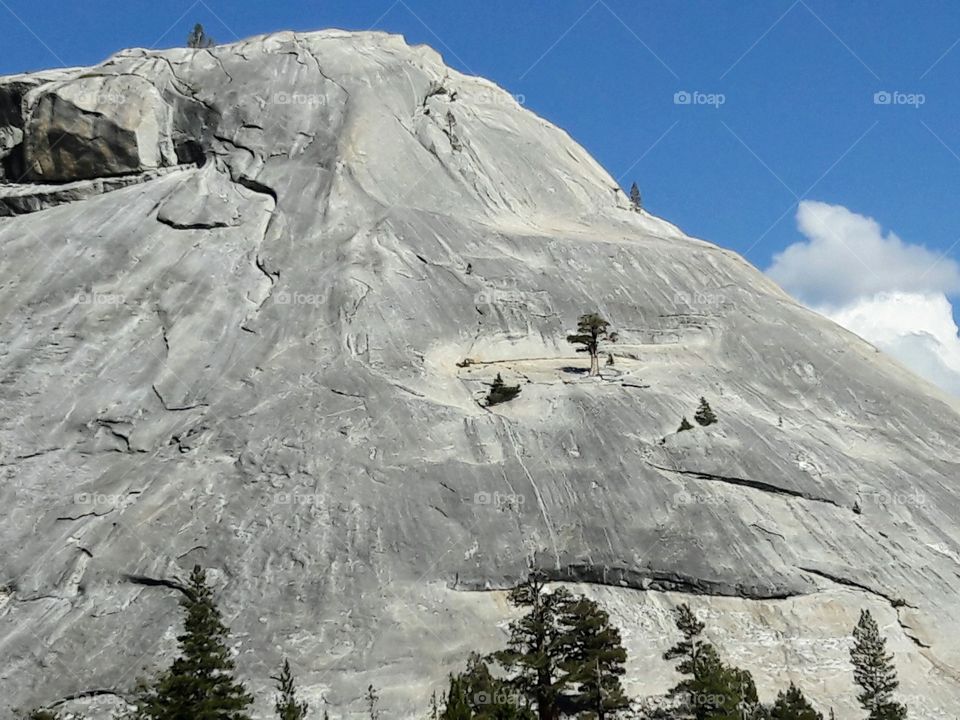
[1,30,959,720]
[22,74,178,181]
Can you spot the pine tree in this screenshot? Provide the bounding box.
[850,610,907,720]
[555,597,630,719]
[441,654,534,720]
[494,573,573,720]
[678,417,694,432]
[487,373,522,406]
[187,23,215,49]
[272,659,308,720]
[629,183,642,212]
[441,672,475,720]
[567,314,617,377]
[136,565,253,720]
[663,604,761,720]
[769,683,823,720]
[694,397,717,426]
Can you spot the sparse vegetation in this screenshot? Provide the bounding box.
[187,23,215,49]
[678,416,694,432]
[850,610,907,720]
[567,313,617,377]
[273,659,309,720]
[366,684,382,720]
[486,373,521,406]
[19,564,906,720]
[629,183,642,212]
[769,683,823,720]
[694,396,717,426]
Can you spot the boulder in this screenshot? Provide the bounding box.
[22,74,177,181]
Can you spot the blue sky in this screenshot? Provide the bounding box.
[5,0,960,391]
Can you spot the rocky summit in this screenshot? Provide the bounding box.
[1,29,959,719]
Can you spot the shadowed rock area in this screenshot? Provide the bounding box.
[1,29,959,719]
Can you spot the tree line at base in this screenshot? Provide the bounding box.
[18,567,909,720]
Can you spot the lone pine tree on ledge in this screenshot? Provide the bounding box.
[629,182,642,212]
[486,373,521,406]
[567,313,617,377]
[187,23,215,49]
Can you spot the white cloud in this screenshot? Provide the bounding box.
[767,201,960,396]
[768,200,960,308]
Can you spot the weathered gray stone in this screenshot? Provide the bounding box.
[22,74,177,181]
[0,30,959,720]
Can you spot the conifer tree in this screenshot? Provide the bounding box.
[678,417,694,432]
[187,23,215,49]
[629,183,642,212]
[555,597,629,719]
[487,373,522,406]
[495,573,573,720]
[441,654,534,720]
[663,603,761,719]
[694,398,717,426]
[567,314,617,377]
[136,565,253,720]
[769,683,823,720]
[850,610,907,720]
[272,659,309,720]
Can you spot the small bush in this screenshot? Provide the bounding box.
[677,417,693,432]
[486,373,521,406]
[694,397,717,426]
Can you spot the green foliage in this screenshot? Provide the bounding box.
[440,654,534,720]
[555,597,629,719]
[850,610,907,720]
[769,683,823,720]
[662,603,762,720]
[694,397,717,426]
[494,573,572,720]
[678,417,694,432]
[135,565,253,720]
[272,659,308,720]
[187,23,215,49]
[487,373,522,406]
[567,313,617,376]
[492,573,630,720]
[629,183,642,212]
